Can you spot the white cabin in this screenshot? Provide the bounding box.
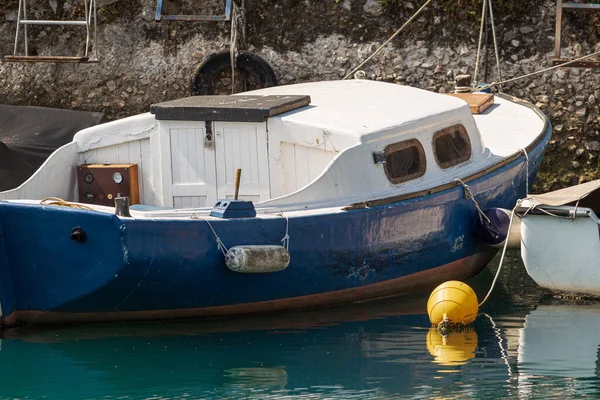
[0,80,545,211]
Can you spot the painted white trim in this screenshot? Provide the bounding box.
[74,113,157,152]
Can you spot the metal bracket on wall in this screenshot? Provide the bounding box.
[155,0,232,21]
[554,0,600,68]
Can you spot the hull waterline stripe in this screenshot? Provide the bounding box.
[3,249,497,328]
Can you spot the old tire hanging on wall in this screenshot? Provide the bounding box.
[191,50,278,96]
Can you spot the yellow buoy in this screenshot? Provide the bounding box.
[426,327,478,366]
[427,281,478,326]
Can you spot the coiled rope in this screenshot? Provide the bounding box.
[40,197,93,210]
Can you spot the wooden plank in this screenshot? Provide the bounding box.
[3,55,97,63]
[445,93,495,114]
[555,0,563,59]
[552,58,600,68]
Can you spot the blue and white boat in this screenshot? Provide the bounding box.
[0,80,550,327]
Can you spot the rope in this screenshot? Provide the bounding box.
[191,214,229,256]
[40,197,93,210]
[478,201,520,307]
[191,212,290,254]
[477,48,600,91]
[487,0,502,90]
[281,215,290,250]
[454,179,491,225]
[230,0,246,94]
[342,0,433,80]
[521,149,530,195]
[474,0,502,89]
[473,0,487,85]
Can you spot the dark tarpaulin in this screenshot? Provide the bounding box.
[0,105,105,191]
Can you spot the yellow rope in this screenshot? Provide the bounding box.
[40,197,94,210]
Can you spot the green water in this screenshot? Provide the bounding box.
[1,252,599,399]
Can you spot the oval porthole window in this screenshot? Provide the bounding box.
[383,139,427,185]
[433,124,472,169]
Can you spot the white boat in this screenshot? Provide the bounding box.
[518,179,600,296]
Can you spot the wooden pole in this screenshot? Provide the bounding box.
[234,168,242,200]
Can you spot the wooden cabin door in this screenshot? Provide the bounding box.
[214,122,271,203]
[160,124,218,208]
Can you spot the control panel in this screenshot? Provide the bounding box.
[77,164,140,206]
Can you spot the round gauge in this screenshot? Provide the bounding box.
[112,172,123,184]
[84,172,94,184]
[84,191,96,203]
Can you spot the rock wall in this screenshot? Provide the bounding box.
[1,0,599,191]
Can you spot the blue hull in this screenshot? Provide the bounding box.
[0,124,551,326]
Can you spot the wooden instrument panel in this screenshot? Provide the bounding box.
[77,164,140,206]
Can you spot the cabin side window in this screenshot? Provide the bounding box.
[383,139,426,185]
[433,124,472,169]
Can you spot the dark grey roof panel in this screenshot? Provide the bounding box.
[151,95,311,122]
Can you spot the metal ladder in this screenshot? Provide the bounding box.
[3,0,98,63]
[554,0,600,68]
[155,0,231,21]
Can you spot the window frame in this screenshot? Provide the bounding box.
[432,124,472,169]
[383,139,427,185]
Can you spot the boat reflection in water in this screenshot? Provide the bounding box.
[11,270,600,400]
[519,303,600,378]
[0,290,519,400]
[515,302,600,398]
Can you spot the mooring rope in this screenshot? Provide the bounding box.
[473,0,488,85]
[230,0,247,94]
[342,0,433,80]
[455,178,491,225]
[478,202,521,307]
[476,48,600,92]
[487,0,502,90]
[521,148,530,195]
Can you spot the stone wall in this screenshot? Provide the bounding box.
[1,0,599,191]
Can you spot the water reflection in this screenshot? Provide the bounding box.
[0,253,600,399]
[518,302,600,378]
[426,328,477,367]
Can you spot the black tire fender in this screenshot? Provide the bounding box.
[190,50,278,96]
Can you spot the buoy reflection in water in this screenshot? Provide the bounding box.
[426,328,478,367]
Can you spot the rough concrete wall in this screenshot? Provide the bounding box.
[0,0,599,191]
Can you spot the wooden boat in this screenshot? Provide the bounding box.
[0,80,551,327]
[517,180,600,296]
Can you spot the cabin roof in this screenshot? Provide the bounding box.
[249,80,470,138]
[150,94,311,122]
